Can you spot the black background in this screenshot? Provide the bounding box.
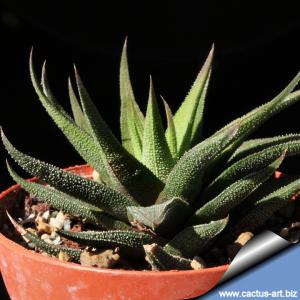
[1,1,300,299]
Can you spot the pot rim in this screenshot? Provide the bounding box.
[0,164,229,277]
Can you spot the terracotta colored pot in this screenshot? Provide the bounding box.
[0,165,228,300]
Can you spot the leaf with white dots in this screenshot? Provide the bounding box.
[7,212,82,261]
[163,98,177,159]
[171,46,213,157]
[204,140,300,200]
[211,75,300,165]
[220,178,300,243]
[229,134,300,164]
[74,69,164,205]
[164,217,228,258]
[158,123,239,203]
[119,39,144,159]
[68,77,89,132]
[2,130,138,222]
[6,162,130,230]
[141,78,174,181]
[30,52,111,184]
[189,153,284,224]
[59,230,165,253]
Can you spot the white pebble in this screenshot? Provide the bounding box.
[41,234,50,240]
[64,219,72,231]
[28,243,36,249]
[42,210,50,221]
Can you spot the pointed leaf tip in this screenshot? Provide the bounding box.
[73,64,80,76]
[172,46,214,155]
[123,37,128,50]
[68,75,88,131]
[6,211,26,235]
[163,97,177,158]
[273,149,287,166]
[212,70,300,162]
[119,41,144,159]
[0,127,4,138]
[29,47,33,63]
[41,60,47,71]
[142,78,174,181]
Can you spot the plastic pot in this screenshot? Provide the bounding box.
[0,165,228,300]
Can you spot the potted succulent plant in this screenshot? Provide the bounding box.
[1,40,300,300]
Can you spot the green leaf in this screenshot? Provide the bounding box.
[144,244,196,270]
[253,177,300,207]
[204,90,300,182]
[163,97,177,159]
[6,162,130,230]
[141,78,174,181]
[190,70,211,147]
[7,213,82,261]
[204,140,300,200]
[73,67,126,188]
[216,85,300,142]
[2,130,138,222]
[221,178,300,243]
[41,62,63,108]
[243,174,300,207]
[189,153,285,224]
[229,134,300,164]
[212,73,300,161]
[59,230,164,253]
[164,217,228,258]
[74,68,164,205]
[119,39,144,159]
[158,124,239,203]
[127,197,192,236]
[171,45,213,157]
[68,77,89,132]
[30,51,110,185]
